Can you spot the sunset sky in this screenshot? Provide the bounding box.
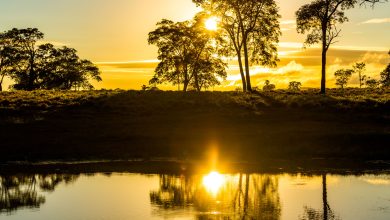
[1,0,389,90]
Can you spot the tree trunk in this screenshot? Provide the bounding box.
[244,174,250,213]
[322,174,328,220]
[321,25,327,95]
[243,41,252,92]
[237,52,247,92]
[28,56,36,91]
[0,75,4,92]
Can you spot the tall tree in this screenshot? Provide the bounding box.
[0,34,19,91]
[193,0,281,92]
[148,15,227,91]
[296,0,385,94]
[380,50,390,88]
[3,28,44,90]
[352,62,366,88]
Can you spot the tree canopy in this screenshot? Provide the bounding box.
[193,0,281,92]
[0,28,101,91]
[148,14,227,91]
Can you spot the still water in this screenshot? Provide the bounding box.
[0,171,389,220]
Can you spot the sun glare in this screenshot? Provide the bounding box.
[202,171,225,195]
[205,17,218,31]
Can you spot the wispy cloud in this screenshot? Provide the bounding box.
[37,40,69,47]
[280,20,296,25]
[359,18,390,24]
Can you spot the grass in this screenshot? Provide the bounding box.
[0,89,389,163]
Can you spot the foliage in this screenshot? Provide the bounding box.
[365,78,379,89]
[334,69,354,89]
[148,15,227,92]
[193,0,281,92]
[380,50,390,88]
[263,80,276,91]
[288,81,302,92]
[352,62,367,88]
[296,0,384,94]
[0,28,101,91]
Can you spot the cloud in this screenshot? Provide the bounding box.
[360,18,390,24]
[37,40,69,47]
[280,20,296,25]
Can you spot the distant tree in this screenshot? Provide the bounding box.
[380,50,390,88]
[365,77,379,89]
[334,69,353,89]
[148,15,227,92]
[1,28,101,91]
[352,62,366,88]
[288,81,302,92]
[193,0,281,92]
[296,0,385,94]
[263,80,276,91]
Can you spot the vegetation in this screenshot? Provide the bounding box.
[296,0,384,94]
[263,80,276,91]
[192,0,281,92]
[288,81,302,92]
[148,16,227,92]
[334,69,353,89]
[353,62,367,88]
[0,28,101,91]
[0,90,388,162]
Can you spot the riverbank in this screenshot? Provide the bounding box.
[0,89,389,162]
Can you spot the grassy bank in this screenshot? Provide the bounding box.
[0,89,389,162]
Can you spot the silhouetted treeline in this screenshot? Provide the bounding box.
[0,28,101,91]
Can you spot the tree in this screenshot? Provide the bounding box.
[352,62,366,88]
[0,34,19,91]
[288,81,302,92]
[263,80,276,91]
[3,28,44,90]
[148,15,227,92]
[193,0,281,92]
[296,0,384,94]
[380,50,390,88]
[1,28,101,91]
[365,77,379,89]
[334,69,353,89]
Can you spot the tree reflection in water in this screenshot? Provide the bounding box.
[300,174,341,220]
[0,174,79,213]
[150,173,281,219]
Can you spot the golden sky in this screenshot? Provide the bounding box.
[1,0,389,90]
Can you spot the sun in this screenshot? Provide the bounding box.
[205,17,218,31]
[202,171,225,195]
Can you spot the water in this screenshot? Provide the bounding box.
[1,171,389,220]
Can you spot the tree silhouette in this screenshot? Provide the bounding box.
[148,14,227,92]
[380,50,390,88]
[193,0,281,92]
[1,28,101,91]
[2,28,44,91]
[352,62,366,88]
[0,34,19,92]
[334,69,353,89]
[296,0,385,94]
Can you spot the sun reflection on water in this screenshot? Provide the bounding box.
[202,171,225,195]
